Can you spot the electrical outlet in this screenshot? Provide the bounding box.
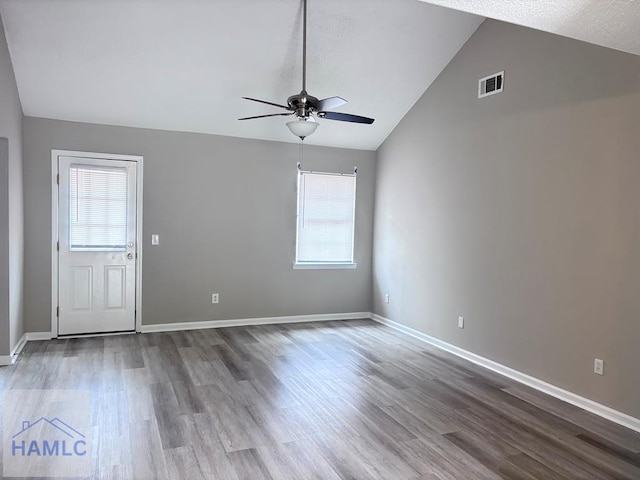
[594,358,604,375]
[211,293,219,304]
[384,294,390,304]
[458,316,464,329]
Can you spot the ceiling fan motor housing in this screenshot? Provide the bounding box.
[288,91,319,118]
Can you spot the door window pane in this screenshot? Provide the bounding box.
[69,165,128,251]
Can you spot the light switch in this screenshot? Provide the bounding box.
[151,234,159,245]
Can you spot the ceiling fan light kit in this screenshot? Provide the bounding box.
[239,0,374,140]
[286,118,319,140]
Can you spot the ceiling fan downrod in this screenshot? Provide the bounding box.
[302,0,307,93]
[288,0,313,119]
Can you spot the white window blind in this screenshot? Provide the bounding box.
[296,171,356,264]
[69,164,128,251]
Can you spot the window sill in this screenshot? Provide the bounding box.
[293,262,357,270]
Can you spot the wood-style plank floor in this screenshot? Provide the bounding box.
[1,319,640,479]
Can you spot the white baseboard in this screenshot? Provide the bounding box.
[369,313,640,434]
[11,333,27,359]
[26,332,54,341]
[0,333,27,366]
[140,312,371,333]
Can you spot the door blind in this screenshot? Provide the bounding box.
[69,164,128,250]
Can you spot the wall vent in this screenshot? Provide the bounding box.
[478,71,504,98]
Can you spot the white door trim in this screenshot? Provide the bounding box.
[51,150,144,337]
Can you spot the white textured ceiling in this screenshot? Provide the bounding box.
[0,0,483,150]
[419,0,640,56]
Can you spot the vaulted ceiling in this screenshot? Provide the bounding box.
[1,0,639,151]
[418,0,640,57]
[0,0,482,150]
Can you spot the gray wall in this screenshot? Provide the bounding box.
[373,20,640,418]
[0,12,23,357]
[23,117,375,332]
[0,138,9,356]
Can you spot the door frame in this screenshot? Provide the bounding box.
[51,149,144,337]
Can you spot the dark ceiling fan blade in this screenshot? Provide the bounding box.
[316,96,347,111]
[319,111,375,124]
[238,112,294,120]
[242,97,290,110]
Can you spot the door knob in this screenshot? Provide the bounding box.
[127,253,134,260]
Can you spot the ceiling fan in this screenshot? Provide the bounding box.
[238,0,374,140]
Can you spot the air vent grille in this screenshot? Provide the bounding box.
[478,71,504,98]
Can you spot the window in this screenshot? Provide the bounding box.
[69,164,128,251]
[295,170,357,268]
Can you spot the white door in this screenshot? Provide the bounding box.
[57,155,138,335]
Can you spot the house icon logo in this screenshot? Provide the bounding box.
[12,418,87,457]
